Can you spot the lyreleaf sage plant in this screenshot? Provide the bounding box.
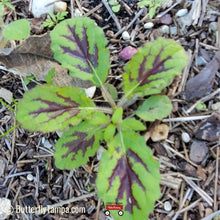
[16,17,188,219]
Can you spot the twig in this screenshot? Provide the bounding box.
[101,0,121,30]
[70,0,74,18]
[172,198,202,220]
[156,0,182,18]
[186,88,220,113]
[95,198,101,220]
[83,3,103,17]
[114,8,144,37]
[47,191,97,210]
[214,147,219,212]
[200,210,220,220]
[162,115,211,122]
[182,176,213,206]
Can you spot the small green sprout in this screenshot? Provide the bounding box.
[109,0,121,13]
[138,0,165,18]
[41,11,68,28]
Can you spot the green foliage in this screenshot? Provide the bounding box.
[2,19,30,40]
[45,68,55,84]
[109,0,121,13]
[41,11,68,28]
[138,0,166,18]
[16,17,188,219]
[0,0,14,10]
[136,95,172,121]
[23,74,35,86]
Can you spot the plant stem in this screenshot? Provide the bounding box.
[88,60,116,110]
[118,125,126,154]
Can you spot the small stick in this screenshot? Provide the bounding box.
[95,199,101,220]
[200,210,220,220]
[214,147,219,212]
[101,0,121,30]
[162,115,211,122]
[83,3,103,17]
[114,8,144,37]
[70,0,74,18]
[47,191,97,210]
[156,0,182,18]
[186,88,220,113]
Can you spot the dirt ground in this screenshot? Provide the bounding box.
[0,0,220,219]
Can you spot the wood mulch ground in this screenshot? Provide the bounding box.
[0,0,220,219]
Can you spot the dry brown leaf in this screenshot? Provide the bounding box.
[184,51,220,101]
[195,112,220,141]
[0,87,13,104]
[0,33,91,88]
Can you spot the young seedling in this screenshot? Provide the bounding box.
[16,17,188,219]
[109,0,121,13]
[41,11,68,28]
[138,0,166,18]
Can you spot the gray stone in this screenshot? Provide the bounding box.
[189,140,208,164]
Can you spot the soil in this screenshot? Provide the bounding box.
[0,0,220,220]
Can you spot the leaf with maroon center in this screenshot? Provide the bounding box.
[50,17,110,86]
[96,130,160,220]
[54,122,104,169]
[123,37,188,98]
[16,85,95,132]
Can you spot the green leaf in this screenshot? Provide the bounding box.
[50,17,110,86]
[104,83,118,100]
[104,123,116,141]
[97,130,160,220]
[112,107,123,124]
[45,68,55,84]
[55,122,103,169]
[16,85,95,132]
[86,111,110,125]
[112,5,120,13]
[3,19,30,40]
[121,118,146,131]
[136,95,172,121]
[123,38,188,98]
[24,74,35,86]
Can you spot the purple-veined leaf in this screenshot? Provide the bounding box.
[97,130,160,220]
[16,85,95,132]
[50,18,110,86]
[55,122,104,169]
[123,38,188,98]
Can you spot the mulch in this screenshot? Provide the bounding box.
[0,0,220,219]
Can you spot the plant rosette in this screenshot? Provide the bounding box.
[16,17,188,219]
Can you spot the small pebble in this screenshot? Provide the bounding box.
[170,26,177,35]
[189,140,208,164]
[176,9,188,17]
[211,102,220,111]
[164,201,172,211]
[54,1,67,13]
[181,132,190,143]
[209,22,217,32]
[119,46,138,60]
[0,198,11,219]
[144,22,154,29]
[159,14,172,25]
[161,25,169,34]
[122,31,130,40]
[27,174,34,181]
[74,8,82,17]
[151,124,169,142]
